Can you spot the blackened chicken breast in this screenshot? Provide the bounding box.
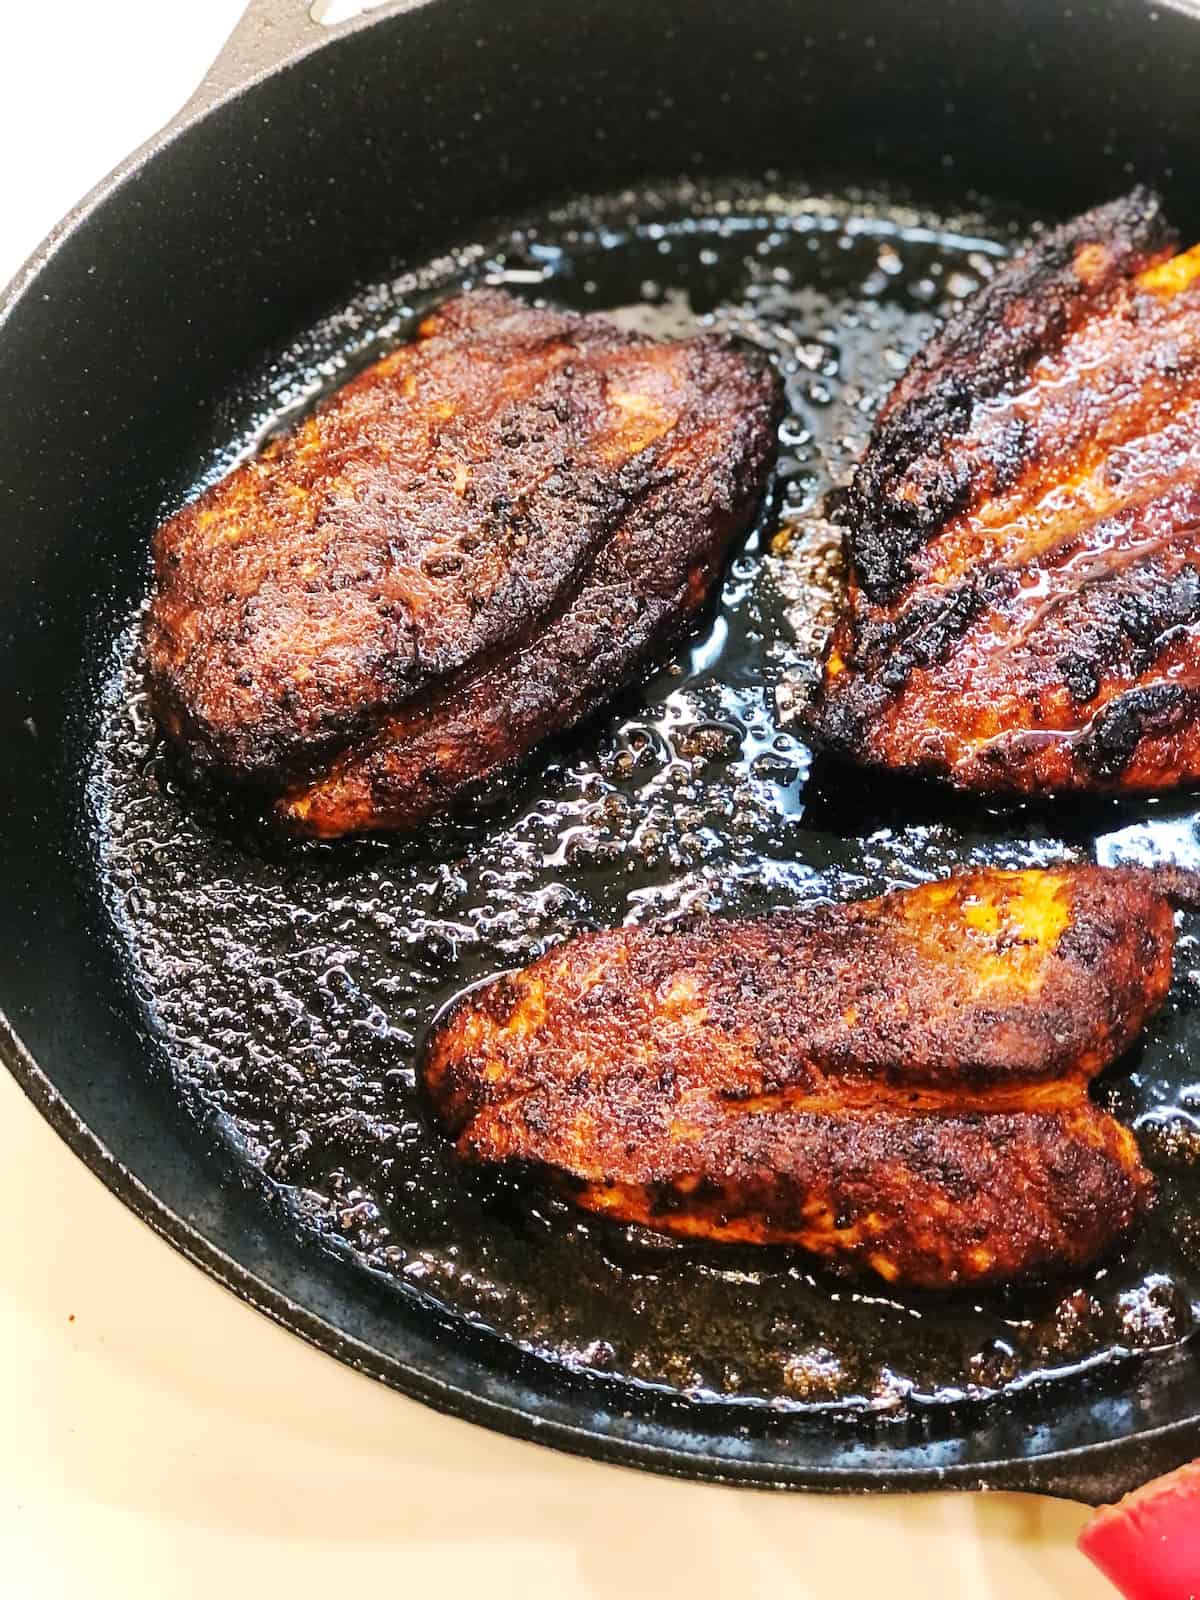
[145,290,780,835]
[422,865,1192,1288]
[812,188,1200,796]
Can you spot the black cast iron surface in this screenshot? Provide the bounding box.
[5,0,1200,1497]
[85,182,1200,1416]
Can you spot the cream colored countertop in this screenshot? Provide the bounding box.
[1,6,1110,1594]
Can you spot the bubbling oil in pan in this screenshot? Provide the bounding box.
[87,182,1200,1414]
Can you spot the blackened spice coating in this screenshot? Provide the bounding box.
[811,189,1200,796]
[423,866,1179,1288]
[145,290,780,833]
[282,337,779,835]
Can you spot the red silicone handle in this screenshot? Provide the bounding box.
[1079,1460,1200,1598]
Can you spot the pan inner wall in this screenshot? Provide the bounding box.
[86,182,1200,1415]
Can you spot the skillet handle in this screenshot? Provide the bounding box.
[178,0,407,119]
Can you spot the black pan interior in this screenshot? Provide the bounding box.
[86,179,1200,1418]
[6,0,1200,1493]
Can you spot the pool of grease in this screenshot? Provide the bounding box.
[84,182,1200,1414]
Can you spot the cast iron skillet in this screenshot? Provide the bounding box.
[5,0,1200,1501]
